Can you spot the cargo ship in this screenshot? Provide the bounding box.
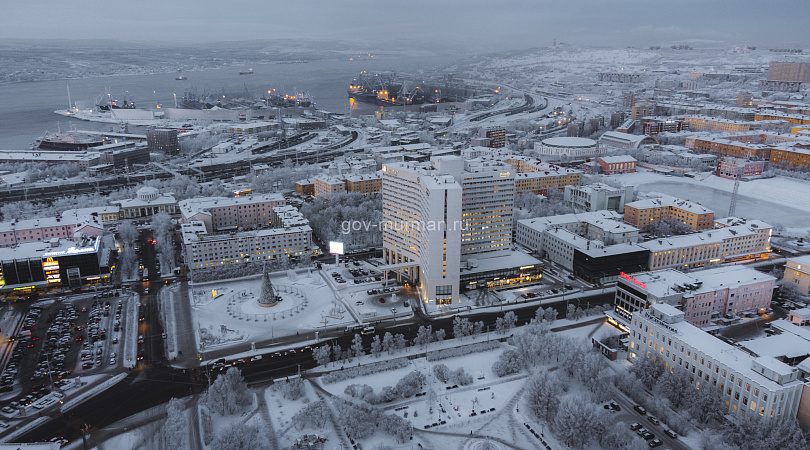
[348,72,495,106]
[36,131,108,151]
[239,68,254,75]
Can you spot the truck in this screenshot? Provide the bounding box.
[142,268,149,282]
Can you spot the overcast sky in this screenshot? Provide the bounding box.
[3,0,808,50]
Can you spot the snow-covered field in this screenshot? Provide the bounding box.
[189,270,351,352]
[614,170,810,231]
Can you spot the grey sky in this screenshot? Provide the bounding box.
[3,0,808,49]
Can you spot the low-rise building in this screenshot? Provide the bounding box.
[0,215,103,248]
[182,219,312,270]
[178,193,286,232]
[0,234,113,292]
[599,131,658,150]
[628,303,804,421]
[564,183,634,212]
[111,187,177,219]
[535,137,603,158]
[344,172,382,194]
[716,157,766,179]
[313,175,346,196]
[296,178,315,196]
[785,255,810,296]
[614,266,776,327]
[61,206,121,224]
[596,155,637,174]
[624,195,714,231]
[639,221,771,270]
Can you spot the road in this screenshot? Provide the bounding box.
[606,392,690,450]
[11,289,615,444]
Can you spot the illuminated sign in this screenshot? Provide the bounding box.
[329,241,344,255]
[43,257,61,284]
[13,286,35,291]
[519,265,535,270]
[619,272,646,289]
[500,172,511,178]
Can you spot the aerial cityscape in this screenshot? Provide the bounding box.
[3,1,810,449]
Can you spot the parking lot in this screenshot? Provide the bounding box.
[0,289,131,404]
[327,259,414,321]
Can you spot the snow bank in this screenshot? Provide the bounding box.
[61,372,128,412]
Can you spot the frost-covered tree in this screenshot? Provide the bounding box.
[371,335,382,358]
[351,333,365,359]
[277,377,306,401]
[396,370,426,398]
[629,354,665,390]
[721,410,807,450]
[525,371,561,422]
[159,398,188,450]
[291,399,331,431]
[118,219,138,246]
[202,367,252,415]
[332,344,344,365]
[382,332,394,355]
[414,325,433,349]
[452,317,473,339]
[492,349,523,377]
[647,216,694,237]
[434,328,446,342]
[496,311,517,334]
[654,369,693,409]
[449,367,473,386]
[554,396,602,449]
[393,333,407,353]
[432,364,450,383]
[211,422,267,450]
[313,345,331,367]
[473,320,485,336]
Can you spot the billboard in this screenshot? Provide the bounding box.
[329,241,344,255]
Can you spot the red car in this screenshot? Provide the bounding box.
[378,298,385,304]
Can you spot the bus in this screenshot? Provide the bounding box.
[142,268,149,282]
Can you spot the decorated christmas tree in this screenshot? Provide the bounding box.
[257,263,280,307]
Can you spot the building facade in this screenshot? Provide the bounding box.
[178,193,286,232]
[614,266,776,327]
[785,255,810,296]
[563,183,634,212]
[146,128,180,155]
[629,304,803,420]
[624,195,714,231]
[596,155,637,174]
[382,157,516,305]
[112,187,177,219]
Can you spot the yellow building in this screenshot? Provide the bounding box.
[755,112,810,126]
[770,145,810,168]
[624,196,714,231]
[686,136,773,160]
[344,173,382,194]
[503,156,582,195]
[785,255,810,295]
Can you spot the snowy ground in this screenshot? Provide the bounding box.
[614,170,810,231]
[190,269,356,352]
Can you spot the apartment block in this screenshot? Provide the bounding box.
[785,255,810,296]
[178,193,285,232]
[624,195,714,231]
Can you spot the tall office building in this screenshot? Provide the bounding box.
[382,156,515,304]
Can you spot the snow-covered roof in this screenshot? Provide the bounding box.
[626,194,713,215]
[541,137,597,148]
[598,155,637,164]
[178,193,284,218]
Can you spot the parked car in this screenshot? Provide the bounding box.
[647,416,660,426]
[634,404,647,415]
